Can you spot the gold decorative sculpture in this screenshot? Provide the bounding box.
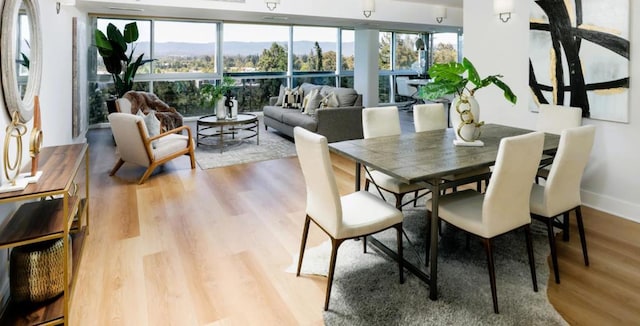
[3,111,27,186]
[29,96,43,176]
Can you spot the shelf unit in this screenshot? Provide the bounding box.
[0,144,89,325]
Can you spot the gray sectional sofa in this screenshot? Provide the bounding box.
[263,83,364,143]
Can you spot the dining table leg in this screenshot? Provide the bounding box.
[429,178,440,300]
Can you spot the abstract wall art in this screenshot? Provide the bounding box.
[529,0,629,123]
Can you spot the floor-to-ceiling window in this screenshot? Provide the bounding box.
[88,16,459,124]
[223,23,289,112]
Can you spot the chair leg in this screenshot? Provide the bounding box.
[575,206,590,266]
[109,158,125,176]
[138,164,157,184]
[546,218,560,284]
[562,212,570,242]
[476,180,482,192]
[482,237,499,314]
[296,215,311,276]
[188,146,196,169]
[524,225,538,292]
[324,238,344,311]
[396,224,404,284]
[413,190,419,207]
[363,235,367,253]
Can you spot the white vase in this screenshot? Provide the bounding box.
[450,95,484,142]
[216,97,227,119]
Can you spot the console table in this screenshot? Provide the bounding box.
[0,144,90,325]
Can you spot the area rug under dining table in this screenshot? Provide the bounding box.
[193,112,297,170]
[287,196,568,325]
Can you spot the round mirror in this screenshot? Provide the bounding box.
[1,0,42,123]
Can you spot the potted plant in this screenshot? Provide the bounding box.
[94,22,154,113]
[199,76,235,119]
[418,57,517,144]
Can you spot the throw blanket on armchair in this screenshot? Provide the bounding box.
[123,91,184,131]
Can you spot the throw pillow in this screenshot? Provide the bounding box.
[302,89,323,114]
[306,92,324,115]
[282,87,302,109]
[275,85,286,106]
[138,110,161,148]
[320,92,340,108]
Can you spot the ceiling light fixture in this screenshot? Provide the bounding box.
[265,0,280,11]
[363,0,375,18]
[494,0,514,23]
[56,0,75,14]
[434,7,447,24]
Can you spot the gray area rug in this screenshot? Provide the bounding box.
[194,113,296,169]
[287,196,568,325]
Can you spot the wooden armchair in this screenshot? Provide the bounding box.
[108,112,195,184]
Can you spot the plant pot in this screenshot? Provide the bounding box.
[106,96,118,115]
[450,95,484,143]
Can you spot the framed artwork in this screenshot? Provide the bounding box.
[529,0,629,123]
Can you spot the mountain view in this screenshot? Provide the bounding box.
[139,41,355,57]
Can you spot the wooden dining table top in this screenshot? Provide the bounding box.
[329,123,561,185]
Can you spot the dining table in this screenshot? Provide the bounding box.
[328,123,560,300]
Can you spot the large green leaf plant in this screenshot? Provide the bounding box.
[417,57,517,104]
[95,22,154,98]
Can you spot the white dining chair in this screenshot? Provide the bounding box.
[293,127,404,311]
[362,106,428,210]
[535,104,583,203]
[530,125,595,284]
[536,104,583,135]
[427,131,545,314]
[413,103,447,132]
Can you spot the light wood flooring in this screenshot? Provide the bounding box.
[69,123,640,325]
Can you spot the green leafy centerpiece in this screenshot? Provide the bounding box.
[199,76,236,119]
[418,57,517,145]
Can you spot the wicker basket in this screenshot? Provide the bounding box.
[10,236,72,303]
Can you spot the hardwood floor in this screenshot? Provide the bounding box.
[69,125,640,325]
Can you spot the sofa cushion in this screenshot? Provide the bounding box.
[321,86,358,107]
[299,83,323,98]
[282,110,318,131]
[264,105,296,123]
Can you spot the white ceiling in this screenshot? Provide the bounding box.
[391,0,462,8]
[78,0,462,33]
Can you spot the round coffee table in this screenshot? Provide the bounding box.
[196,113,259,153]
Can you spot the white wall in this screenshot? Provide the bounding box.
[464,0,640,222]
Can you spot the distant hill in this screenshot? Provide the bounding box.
[139,41,355,58]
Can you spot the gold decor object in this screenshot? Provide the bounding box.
[30,96,43,176]
[3,111,28,185]
[454,95,484,142]
[10,237,72,303]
